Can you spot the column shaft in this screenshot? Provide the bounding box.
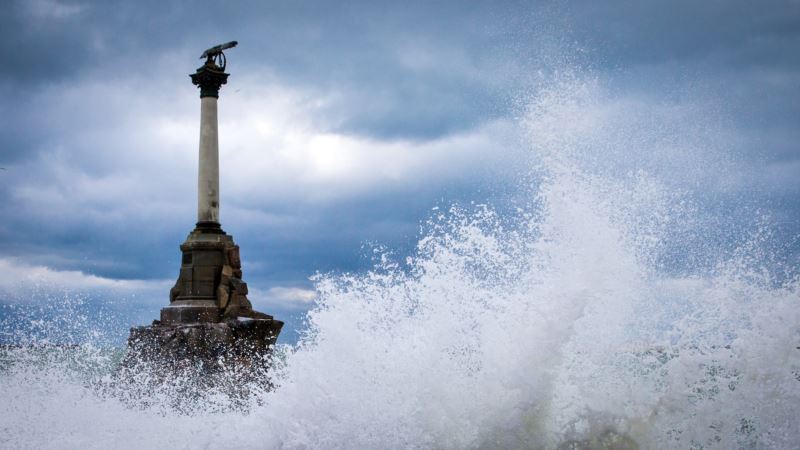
[197,97,219,224]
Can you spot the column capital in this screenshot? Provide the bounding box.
[190,62,229,98]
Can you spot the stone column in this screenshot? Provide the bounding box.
[198,96,220,225]
[190,62,228,230]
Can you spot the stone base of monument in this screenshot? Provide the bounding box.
[125,318,282,366]
[115,318,283,410]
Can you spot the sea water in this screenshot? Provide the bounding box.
[0,76,797,449]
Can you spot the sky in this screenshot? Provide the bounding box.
[0,0,798,343]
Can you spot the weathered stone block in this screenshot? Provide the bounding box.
[124,318,282,372]
[114,318,281,410]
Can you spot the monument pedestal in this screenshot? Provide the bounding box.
[162,224,227,324]
[159,224,276,323]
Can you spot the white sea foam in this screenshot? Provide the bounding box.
[0,76,798,449]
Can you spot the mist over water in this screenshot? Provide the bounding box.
[1,76,798,449]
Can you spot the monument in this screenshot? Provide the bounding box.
[122,42,283,381]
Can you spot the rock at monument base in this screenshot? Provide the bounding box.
[115,318,283,410]
[124,318,282,371]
